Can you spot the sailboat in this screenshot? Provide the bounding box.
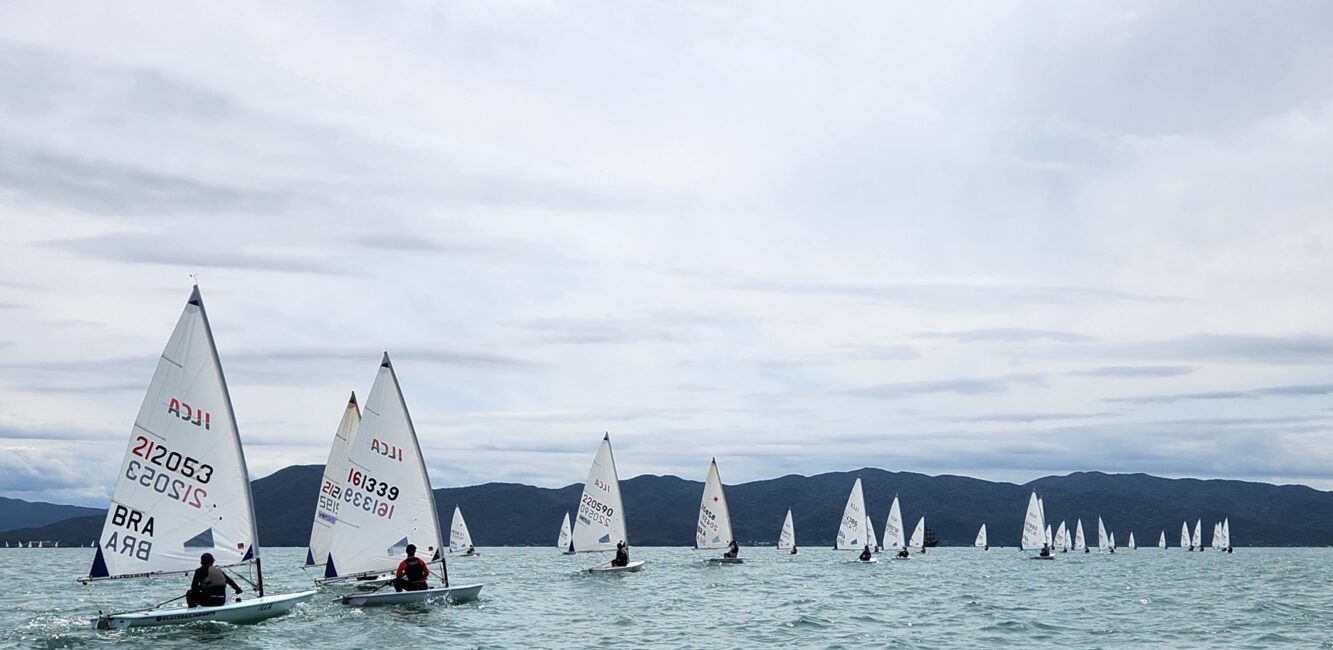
[1074,519,1087,553]
[908,517,926,553]
[884,496,905,551]
[1159,531,1166,549]
[1222,518,1232,552]
[1192,519,1203,552]
[80,286,315,629]
[1110,532,1117,552]
[306,392,360,570]
[778,509,797,554]
[974,524,988,550]
[697,458,742,564]
[1211,522,1221,551]
[1022,492,1051,558]
[557,513,574,554]
[836,478,874,562]
[1181,521,1192,550]
[574,434,644,573]
[1128,532,1136,550]
[1054,521,1068,553]
[324,353,483,606]
[450,507,478,556]
[866,515,881,553]
[1097,517,1110,552]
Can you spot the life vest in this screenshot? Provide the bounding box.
[403,557,427,582]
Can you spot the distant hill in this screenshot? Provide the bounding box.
[3,466,1330,548]
[0,497,101,532]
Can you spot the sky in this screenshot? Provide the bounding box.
[1,1,1331,506]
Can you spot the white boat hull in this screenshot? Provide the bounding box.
[339,583,484,607]
[853,557,878,564]
[95,590,316,629]
[589,559,646,573]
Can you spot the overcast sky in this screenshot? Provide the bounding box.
[1,1,1331,506]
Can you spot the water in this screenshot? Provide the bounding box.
[3,547,1331,648]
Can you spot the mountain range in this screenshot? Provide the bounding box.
[3,466,1330,548]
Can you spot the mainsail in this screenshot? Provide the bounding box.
[777,509,796,550]
[1021,492,1045,551]
[88,286,258,583]
[1097,517,1109,551]
[974,524,987,548]
[307,393,360,568]
[324,353,443,579]
[1054,521,1068,550]
[1222,518,1231,549]
[1128,532,1136,550]
[834,478,867,550]
[1192,519,1203,550]
[449,507,474,553]
[572,434,628,552]
[1074,519,1086,551]
[1159,531,1166,549]
[866,515,880,551]
[884,496,905,549]
[1181,521,1191,549]
[696,458,734,550]
[557,512,573,552]
[908,517,925,551]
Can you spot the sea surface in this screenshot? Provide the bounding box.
[2,546,1330,649]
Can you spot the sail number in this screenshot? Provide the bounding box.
[579,494,614,528]
[130,436,214,483]
[345,469,399,519]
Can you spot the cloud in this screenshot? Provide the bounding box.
[1107,382,1333,405]
[944,412,1117,423]
[913,328,1095,343]
[1070,365,1194,378]
[711,276,1177,311]
[45,232,345,275]
[846,373,1047,400]
[1116,334,1333,366]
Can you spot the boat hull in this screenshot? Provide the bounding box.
[95,590,316,629]
[704,557,744,565]
[589,559,646,573]
[339,583,483,607]
[852,557,878,564]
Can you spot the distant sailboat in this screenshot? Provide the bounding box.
[1022,492,1051,558]
[1222,518,1232,552]
[1074,519,1087,553]
[835,478,868,551]
[908,517,926,552]
[1159,531,1166,549]
[1128,532,1136,550]
[884,496,905,550]
[1192,519,1203,552]
[80,286,315,629]
[866,515,880,553]
[697,458,742,564]
[1110,532,1117,551]
[1181,521,1192,550]
[327,353,483,606]
[558,512,574,554]
[778,509,796,554]
[975,524,988,550]
[1097,517,1110,552]
[450,507,478,556]
[1211,522,1221,551]
[1054,521,1068,553]
[306,392,360,569]
[574,434,644,573]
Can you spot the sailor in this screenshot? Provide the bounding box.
[723,540,739,559]
[612,540,629,567]
[790,545,798,555]
[392,544,431,592]
[858,544,873,561]
[1039,545,1051,558]
[465,544,476,556]
[186,552,242,608]
[897,547,910,558]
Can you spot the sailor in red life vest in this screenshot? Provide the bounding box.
[392,544,430,592]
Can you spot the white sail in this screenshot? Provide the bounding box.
[1159,531,1166,549]
[1074,519,1086,551]
[1128,532,1136,550]
[884,496,905,549]
[908,517,925,550]
[449,507,474,553]
[88,287,258,582]
[1021,492,1045,551]
[306,393,361,568]
[1097,517,1109,551]
[1181,521,1191,549]
[1192,519,1202,549]
[324,353,443,579]
[834,478,867,550]
[974,524,987,548]
[777,509,795,550]
[1045,524,1053,550]
[557,512,573,552]
[1211,522,1220,550]
[572,434,628,552]
[1222,518,1231,549]
[1054,521,1067,550]
[1064,524,1073,551]
[1110,532,1116,550]
[696,458,734,550]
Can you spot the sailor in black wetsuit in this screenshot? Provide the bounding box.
[393,544,431,592]
[897,547,910,558]
[1039,545,1051,558]
[723,540,739,559]
[187,552,241,608]
[858,544,873,561]
[790,546,798,555]
[611,541,629,567]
